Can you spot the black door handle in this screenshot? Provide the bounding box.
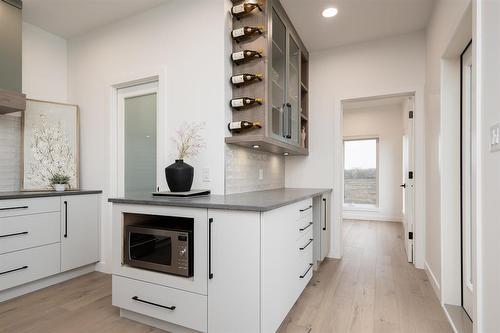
[299,263,313,279]
[0,231,28,238]
[0,265,28,276]
[64,201,68,238]
[286,103,292,139]
[132,296,176,311]
[322,198,327,231]
[400,184,406,188]
[208,218,213,279]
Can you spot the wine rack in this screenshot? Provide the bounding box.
[226,0,309,156]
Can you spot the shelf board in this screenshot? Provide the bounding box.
[272,40,284,55]
[301,82,308,92]
[225,135,308,156]
[301,113,308,121]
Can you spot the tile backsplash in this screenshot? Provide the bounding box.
[225,145,285,194]
[0,115,21,191]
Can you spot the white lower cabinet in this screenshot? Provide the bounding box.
[0,243,60,291]
[207,210,261,333]
[61,194,100,272]
[113,275,207,333]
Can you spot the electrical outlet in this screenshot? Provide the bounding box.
[259,169,264,180]
[490,123,500,152]
[202,167,211,182]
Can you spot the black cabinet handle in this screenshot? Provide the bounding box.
[0,205,28,211]
[0,265,28,276]
[132,296,176,311]
[299,222,313,232]
[322,198,327,231]
[64,201,68,238]
[0,231,28,239]
[299,205,312,212]
[299,263,313,279]
[208,218,213,279]
[286,103,292,139]
[282,103,287,138]
[299,238,313,251]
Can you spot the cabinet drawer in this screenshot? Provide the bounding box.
[0,212,60,254]
[112,275,207,333]
[0,197,60,218]
[0,243,60,291]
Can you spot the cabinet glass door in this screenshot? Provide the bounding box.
[270,9,286,139]
[287,36,300,144]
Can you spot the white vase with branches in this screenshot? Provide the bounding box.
[165,122,206,192]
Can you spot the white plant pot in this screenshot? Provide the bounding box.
[54,184,66,192]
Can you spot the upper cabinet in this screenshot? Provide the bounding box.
[226,0,309,156]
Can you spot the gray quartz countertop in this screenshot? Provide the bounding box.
[108,188,331,212]
[0,190,103,200]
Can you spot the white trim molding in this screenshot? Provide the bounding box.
[425,261,441,301]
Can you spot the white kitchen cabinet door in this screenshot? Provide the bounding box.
[61,195,100,272]
[320,193,331,261]
[207,209,260,333]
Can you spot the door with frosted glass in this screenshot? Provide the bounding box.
[270,8,286,141]
[124,93,157,195]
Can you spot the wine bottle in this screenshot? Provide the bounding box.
[230,97,263,110]
[228,121,262,132]
[231,2,263,20]
[231,49,263,65]
[230,73,263,87]
[231,25,264,43]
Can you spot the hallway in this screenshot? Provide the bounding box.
[279,220,453,333]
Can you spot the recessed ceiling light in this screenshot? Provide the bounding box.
[322,7,338,18]
[252,145,260,149]
[283,152,289,156]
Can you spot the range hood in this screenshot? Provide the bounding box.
[0,0,25,114]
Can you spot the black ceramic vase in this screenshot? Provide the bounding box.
[165,159,194,192]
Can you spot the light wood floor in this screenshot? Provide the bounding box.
[0,220,452,333]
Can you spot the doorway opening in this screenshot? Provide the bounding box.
[342,93,416,263]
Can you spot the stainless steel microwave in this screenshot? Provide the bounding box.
[124,223,193,277]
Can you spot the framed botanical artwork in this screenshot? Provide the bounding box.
[21,99,80,191]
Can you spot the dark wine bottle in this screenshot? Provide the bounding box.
[230,97,263,110]
[231,49,263,65]
[231,2,263,20]
[231,25,264,43]
[230,73,263,87]
[228,121,262,132]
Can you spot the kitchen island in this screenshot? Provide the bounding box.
[108,188,331,333]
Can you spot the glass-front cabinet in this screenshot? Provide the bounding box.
[268,3,306,148]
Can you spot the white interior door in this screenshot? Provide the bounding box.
[461,44,474,319]
[402,96,415,263]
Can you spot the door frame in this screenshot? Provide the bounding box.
[333,86,425,270]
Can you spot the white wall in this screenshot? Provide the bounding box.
[476,0,500,330]
[0,22,68,192]
[424,0,470,296]
[285,31,426,263]
[22,22,67,102]
[343,104,404,222]
[66,0,227,272]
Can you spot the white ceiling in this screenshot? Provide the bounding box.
[280,0,435,51]
[343,95,409,110]
[23,0,169,38]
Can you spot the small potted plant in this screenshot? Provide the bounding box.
[49,173,71,192]
[166,122,205,192]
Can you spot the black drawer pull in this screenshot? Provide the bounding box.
[299,205,312,212]
[0,265,28,276]
[299,238,313,251]
[0,206,28,211]
[299,222,313,232]
[0,231,28,239]
[132,296,176,311]
[299,263,313,279]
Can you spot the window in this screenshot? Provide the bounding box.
[344,138,378,207]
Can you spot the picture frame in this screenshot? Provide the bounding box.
[21,99,80,191]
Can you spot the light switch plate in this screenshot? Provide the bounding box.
[202,167,211,182]
[490,123,500,152]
